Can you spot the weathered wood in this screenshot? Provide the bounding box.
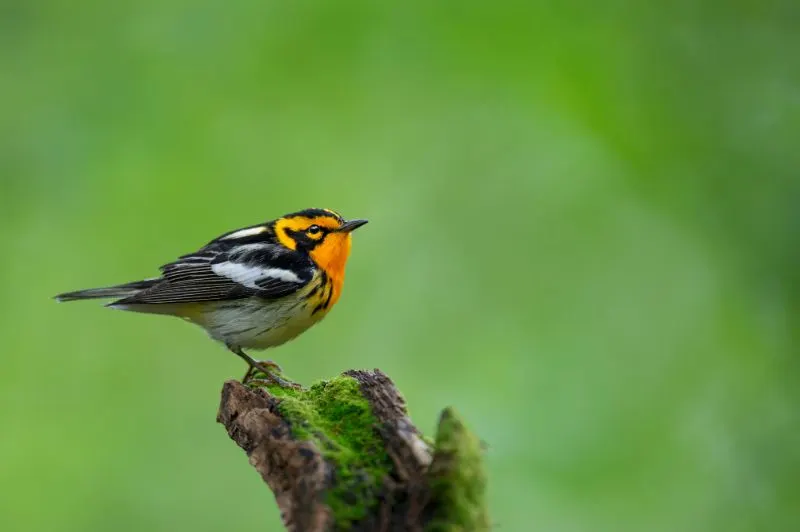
[217,369,488,531]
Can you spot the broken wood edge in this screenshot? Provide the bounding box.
[217,369,488,531]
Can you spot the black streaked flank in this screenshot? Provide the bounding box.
[321,284,334,310]
[312,272,334,315]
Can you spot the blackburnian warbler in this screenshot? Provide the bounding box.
[54,208,368,387]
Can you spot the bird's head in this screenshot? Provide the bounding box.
[273,208,368,275]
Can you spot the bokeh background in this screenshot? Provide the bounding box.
[1,1,797,531]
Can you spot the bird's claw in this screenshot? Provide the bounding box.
[246,375,302,390]
[242,360,300,389]
[242,359,282,381]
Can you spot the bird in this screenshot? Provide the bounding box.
[54,208,368,387]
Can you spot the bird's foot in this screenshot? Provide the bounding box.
[247,375,302,390]
[242,359,282,381]
[242,360,301,389]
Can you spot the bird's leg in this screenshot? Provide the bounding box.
[227,345,299,388]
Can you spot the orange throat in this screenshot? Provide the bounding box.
[310,232,353,308]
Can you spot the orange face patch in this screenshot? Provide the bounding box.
[273,215,343,250]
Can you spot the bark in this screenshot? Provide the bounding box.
[217,369,488,531]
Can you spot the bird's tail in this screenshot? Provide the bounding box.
[54,279,159,302]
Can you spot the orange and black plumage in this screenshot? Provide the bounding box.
[55,208,368,386]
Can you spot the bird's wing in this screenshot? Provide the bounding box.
[113,244,315,305]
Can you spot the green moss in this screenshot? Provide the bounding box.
[426,408,490,532]
[250,375,392,530]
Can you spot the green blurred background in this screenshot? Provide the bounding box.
[1,1,797,531]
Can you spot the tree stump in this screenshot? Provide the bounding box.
[217,369,489,531]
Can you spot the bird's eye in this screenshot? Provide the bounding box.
[307,225,322,235]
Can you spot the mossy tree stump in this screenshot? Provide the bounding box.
[217,369,488,531]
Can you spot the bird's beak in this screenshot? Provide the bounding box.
[337,219,369,233]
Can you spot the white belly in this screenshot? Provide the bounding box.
[191,296,324,350]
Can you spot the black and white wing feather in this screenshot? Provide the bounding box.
[112,243,315,306]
